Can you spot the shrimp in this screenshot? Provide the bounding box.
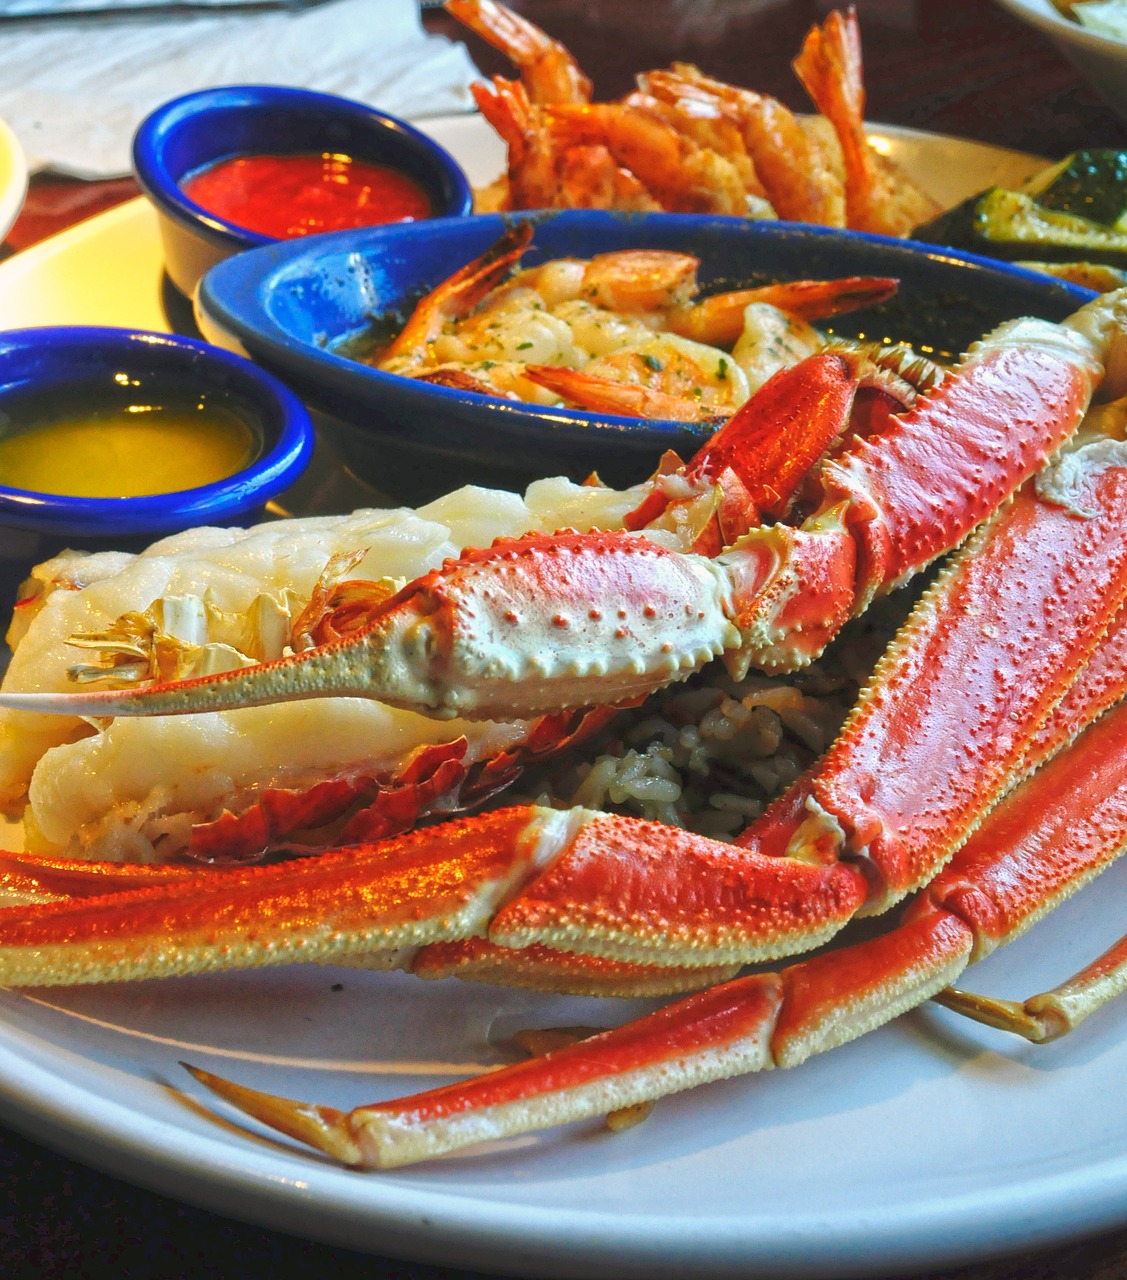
[471,79,659,213]
[663,275,899,347]
[791,8,940,236]
[545,101,754,217]
[643,64,846,227]
[525,268,900,413]
[378,222,534,373]
[373,229,898,418]
[444,0,591,104]
[523,365,728,424]
[447,4,940,234]
[550,332,751,415]
[620,88,770,206]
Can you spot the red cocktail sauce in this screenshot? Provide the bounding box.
[182,152,432,239]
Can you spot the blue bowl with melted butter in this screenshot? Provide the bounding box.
[0,327,314,539]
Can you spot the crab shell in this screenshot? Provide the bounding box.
[1,291,1127,1169]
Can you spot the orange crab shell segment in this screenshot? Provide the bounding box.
[815,453,1127,907]
[916,687,1127,963]
[241,682,1127,1169]
[217,908,974,1171]
[488,811,870,965]
[413,938,742,997]
[345,971,785,1169]
[719,516,857,674]
[0,808,549,987]
[819,329,1099,608]
[622,348,880,544]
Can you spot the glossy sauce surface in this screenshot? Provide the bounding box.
[182,152,433,239]
[0,389,258,497]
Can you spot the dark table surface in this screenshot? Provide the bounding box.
[3,1,1127,1277]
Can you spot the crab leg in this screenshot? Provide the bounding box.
[5,413,1127,990]
[182,684,1127,1169]
[936,936,1127,1043]
[0,300,1108,725]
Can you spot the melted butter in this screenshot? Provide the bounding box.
[0,393,259,498]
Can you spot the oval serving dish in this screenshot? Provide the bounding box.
[0,327,314,539]
[133,85,474,298]
[195,210,1094,492]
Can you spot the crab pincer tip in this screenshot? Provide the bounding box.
[180,1061,366,1167]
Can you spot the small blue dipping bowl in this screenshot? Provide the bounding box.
[0,327,314,539]
[133,84,473,297]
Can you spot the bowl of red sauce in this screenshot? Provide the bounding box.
[132,84,473,297]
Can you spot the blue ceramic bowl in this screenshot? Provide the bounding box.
[133,85,473,298]
[0,327,314,538]
[196,210,1095,492]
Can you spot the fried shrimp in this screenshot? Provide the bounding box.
[446,1,939,234]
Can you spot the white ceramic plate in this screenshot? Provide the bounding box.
[0,116,27,245]
[995,0,1127,125]
[2,118,1123,1280]
[0,114,1051,333]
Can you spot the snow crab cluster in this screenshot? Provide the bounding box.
[1,287,1127,1170]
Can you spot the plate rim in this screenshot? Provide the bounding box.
[0,115,27,243]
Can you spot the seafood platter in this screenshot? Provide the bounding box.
[5,3,1127,1276]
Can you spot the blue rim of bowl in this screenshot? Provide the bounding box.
[132,84,474,255]
[0,327,315,538]
[197,210,1096,456]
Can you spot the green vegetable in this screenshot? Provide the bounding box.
[1023,150,1127,229]
[912,152,1127,272]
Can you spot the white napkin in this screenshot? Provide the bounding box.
[0,0,482,177]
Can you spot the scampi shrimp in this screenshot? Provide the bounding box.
[535,332,751,418]
[371,228,898,418]
[378,222,535,375]
[523,365,729,424]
